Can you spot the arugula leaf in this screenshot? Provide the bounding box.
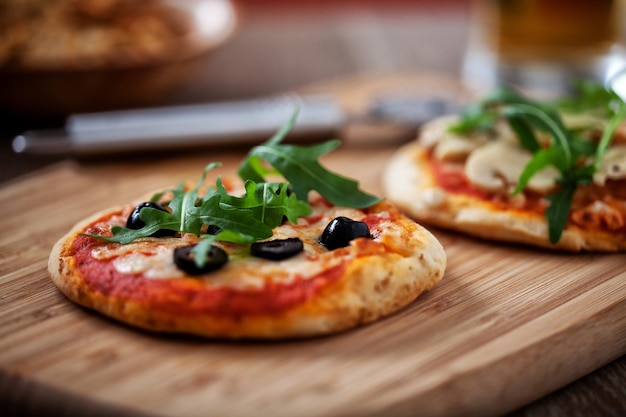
[595,104,626,172]
[502,104,573,167]
[237,105,381,209]
[512,146,564,195]
[190,236,218,268]
[447,102,499,134]
[105,210,177,244]
[556,80,623,116]
[239,139,381,208]
[216,179,311,227]
[236,110,298,182]
[545,180,577,244]
[507,115,540,153]
[195,192,273,243]
[447,86,558,135]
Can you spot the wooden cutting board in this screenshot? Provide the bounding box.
[1,75,625,417]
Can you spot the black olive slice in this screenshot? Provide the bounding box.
[126,202,176,237]
[250,238,304,261]
[319,216,370,250]
[205,225,222,235]
[173,244,228,275]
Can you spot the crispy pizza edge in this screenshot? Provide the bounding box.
[47,201,447,339]
[383,141,626,252]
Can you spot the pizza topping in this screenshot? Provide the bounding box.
[250,238,304,261]
[319,217,371,250]
[593,144,626,185]
[571,200,625,231]
[420,115,488,161]
[420,115,517,162]
[90,236,189,279]
[71,234,351,315]
[91,203,370,281]
[421,187,447,209]
[205,224,222,235]
[465,140,559,193]
[126,202,177,237]
[113,247,183,280]
[173,244,228,276]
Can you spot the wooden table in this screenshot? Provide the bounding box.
[1,1,624,416]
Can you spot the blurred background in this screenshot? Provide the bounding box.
[0,0,471,123]
[0,1,472,119]
[1,0,625,174]
[0,0,474,180]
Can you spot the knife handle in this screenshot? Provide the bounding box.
[13,94,344,155]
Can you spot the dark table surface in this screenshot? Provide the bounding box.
[1,1,624,416]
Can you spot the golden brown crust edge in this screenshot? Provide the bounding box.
[48,202,447,339]
[382,142,626,252]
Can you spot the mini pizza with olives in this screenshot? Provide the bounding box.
[383,83,626,252]
[48,124,446,339]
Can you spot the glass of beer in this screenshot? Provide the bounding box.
[462,0,626,96]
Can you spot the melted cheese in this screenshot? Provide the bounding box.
[92,237,193,279]
[593,144,626,185]
[90,204,375,288]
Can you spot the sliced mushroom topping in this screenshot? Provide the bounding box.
[434,135,490,162]
[419,115,517,162]
[465,141,560,193]
[419,115,465,148]
[561,112,607,132]
[593,144,626,185]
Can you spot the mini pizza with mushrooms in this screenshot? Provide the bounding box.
[48,121,446,339]
[383,83,626,251]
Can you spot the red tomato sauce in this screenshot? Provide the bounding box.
[429,158,490,200]
[427,152,626,233]
[429,156,547,214]
[71,234,346,317]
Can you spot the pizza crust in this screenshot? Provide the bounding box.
[383,141,626,252]
[48,200,446,339]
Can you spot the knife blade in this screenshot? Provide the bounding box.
[12,93,457,155]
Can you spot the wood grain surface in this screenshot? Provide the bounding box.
[1,74,625,417]
[2,0,625,412]
[1,144,625,417]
